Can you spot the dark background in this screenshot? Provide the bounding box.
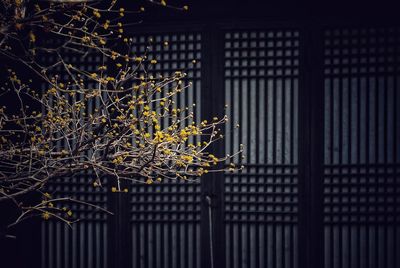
[1,0,399,267]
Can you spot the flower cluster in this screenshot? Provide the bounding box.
[0,0,242,227]
[0,0,188,80]
[1,66,242,186]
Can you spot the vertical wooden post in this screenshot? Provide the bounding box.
[298,23,325,268]
[200,24,226,268]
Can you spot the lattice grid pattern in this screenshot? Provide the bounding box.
[40,46,109,268]
[128,32,202,268]
[323,27,400,268]
[224,29,300,268]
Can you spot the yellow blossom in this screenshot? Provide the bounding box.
[48,87,57,95]
[111,51,119,60]
[93,9,101,18]
[154,131,164,142]
[42,212,51,220]
[180,129,188,139]
[103,20,110,29]
[82,36,90,43]
[181,155,194,163]
[29,31,36,43]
